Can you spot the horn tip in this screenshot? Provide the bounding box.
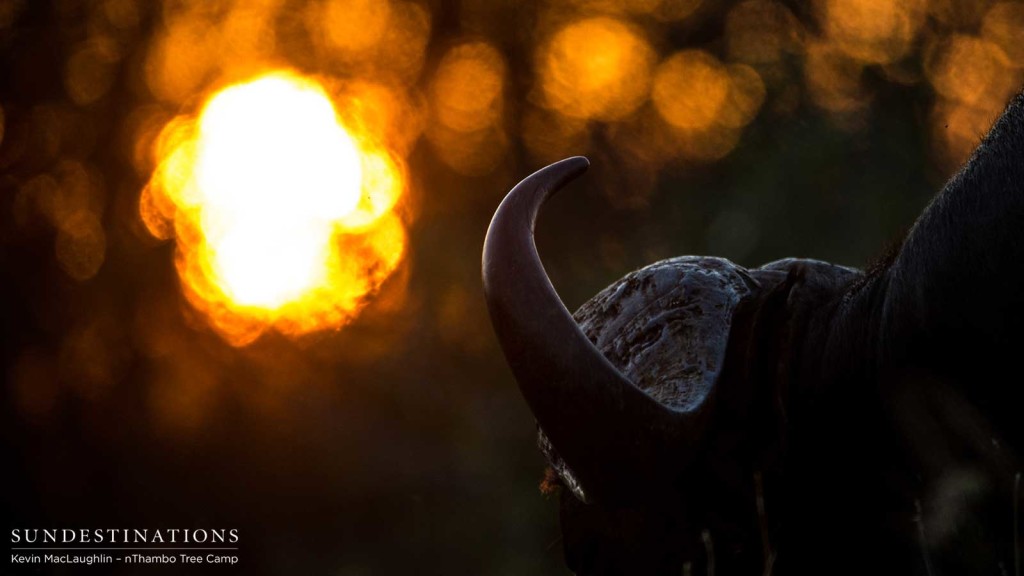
[533,156,590,198]
[562,155,590,172]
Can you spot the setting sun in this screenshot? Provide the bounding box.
[142,70,407,344]
[194,75,364,307]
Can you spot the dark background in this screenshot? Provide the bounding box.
[2,0,1022,573]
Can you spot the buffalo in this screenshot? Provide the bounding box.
[482,92,1024,575]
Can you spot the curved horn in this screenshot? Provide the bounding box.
[482,157,708,503]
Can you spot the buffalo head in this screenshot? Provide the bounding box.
[482,93,1024,575]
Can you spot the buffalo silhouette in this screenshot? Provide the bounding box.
[483,92,1024,575]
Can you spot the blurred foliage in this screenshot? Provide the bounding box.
[1,0,1022,574]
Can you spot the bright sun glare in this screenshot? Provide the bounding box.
[142,70,407,345]
[195,75,363,308]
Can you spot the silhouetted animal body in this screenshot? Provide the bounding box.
[482,93,1024,575]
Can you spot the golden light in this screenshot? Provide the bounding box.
[538,17,655,121]
[64,37,121,106]
[931,100,1001,168]
[320,0,392,54]
[431,42,506,134]
[926,35,1014,109]
[339,80,426,156]
[652,50,731,131]
[804,40,868,113]
[142,70,407,345]
[818,0,927,65]
[982,2,1024,65]
[558,0,703,20]
[427,40,509,175]
[720,64,767,128]
[306,0,432,85]
[649,50,764,162]
[144,13,217,104]
[927,0,994,29]
[725,0,803,65]
[925,34,1019,168]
